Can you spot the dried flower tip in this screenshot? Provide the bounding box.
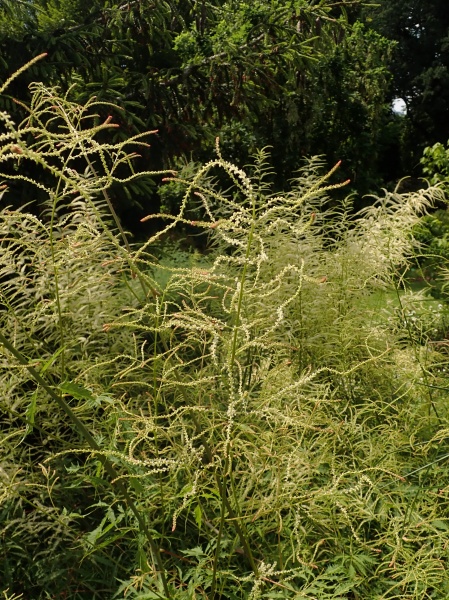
[319,276,327,283]
[103,323,111,332]
[104,115,113,124]
[209,221,219,229]
[10,145,23,154]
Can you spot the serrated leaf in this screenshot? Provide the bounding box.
[59,381,94,400]
[181,546,205,558]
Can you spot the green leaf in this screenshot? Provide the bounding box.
[181,546,205,558]
[59,381,94,400]
[25,388,39,433]
[194,503,202,528]
[432,519,449,531]
[25,346,67,433]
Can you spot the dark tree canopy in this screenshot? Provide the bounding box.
[364,0,449,171]
[0,0,396,219]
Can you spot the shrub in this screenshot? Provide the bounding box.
[2,60,449,599]
[421,140,449,189]
[412,209,449,300]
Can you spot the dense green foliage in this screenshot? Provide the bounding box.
[412,142,449,298]
[412,208,449,299]
[0,0,397,218]
[2,0,449,203]
[3,71,449,599]
[421,141,449,189]
[362,0,449,178]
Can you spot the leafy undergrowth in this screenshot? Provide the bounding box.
[2,63,449,600]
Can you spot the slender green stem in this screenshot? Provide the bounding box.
[48,189,66,377]
[83,154,132,254]
[0,53,47,95]
[212,192,259,595]
[210,454,229,598]
[230,215,256,366]
[47,131,86,379]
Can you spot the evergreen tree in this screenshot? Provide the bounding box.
[0,0,394,218]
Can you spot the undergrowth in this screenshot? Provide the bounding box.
[2,58,449,599]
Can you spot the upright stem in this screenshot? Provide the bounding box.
[211,194,259,596]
